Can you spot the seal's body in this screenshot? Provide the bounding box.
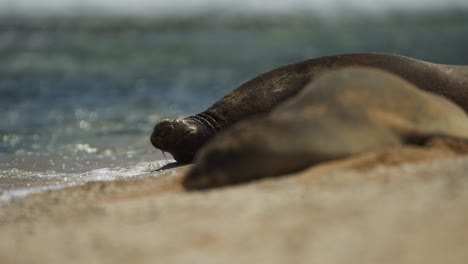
[183,68,468,189]
[151,53,468,163]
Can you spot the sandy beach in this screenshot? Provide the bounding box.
[1,137,468,264]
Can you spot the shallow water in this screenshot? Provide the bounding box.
[1,9,468,200]
[0,159,178,202]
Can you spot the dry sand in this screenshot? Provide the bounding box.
[1,137,468,264]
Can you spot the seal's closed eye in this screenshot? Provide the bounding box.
[183,129,195,137]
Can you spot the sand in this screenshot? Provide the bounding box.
[1,137,468,264]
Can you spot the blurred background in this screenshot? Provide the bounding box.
[1,0,467,194]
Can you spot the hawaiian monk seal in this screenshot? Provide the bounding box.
[151,53,468,163]
[183,68,468,189]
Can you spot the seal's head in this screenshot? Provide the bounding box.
[150,119,213,163]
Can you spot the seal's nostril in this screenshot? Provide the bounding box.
[153,122,174,137]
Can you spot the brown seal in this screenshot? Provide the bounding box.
[183,68,468,189]
[151,53,468,163]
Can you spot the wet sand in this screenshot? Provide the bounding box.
[1,137,468,264]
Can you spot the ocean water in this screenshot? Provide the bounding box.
[1,5,468,201]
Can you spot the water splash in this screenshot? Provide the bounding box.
[0,158,177,203]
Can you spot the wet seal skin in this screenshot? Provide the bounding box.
[183,68,468,190]
[151,53,468,163]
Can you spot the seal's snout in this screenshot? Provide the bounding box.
[150,119,199,163]
[151,120,175,150]
[150,118,215,163]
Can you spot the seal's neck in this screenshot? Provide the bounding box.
[187,112,223,135]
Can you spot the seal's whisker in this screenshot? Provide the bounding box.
[161,151,168,162]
